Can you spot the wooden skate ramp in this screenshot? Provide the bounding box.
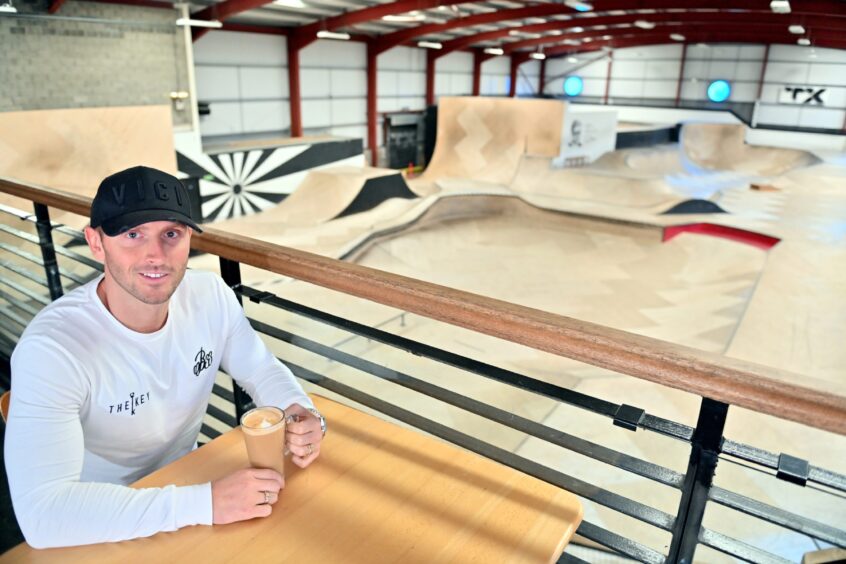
[219,166,415,229]
[419,97,565,186]
[0,105,176,199]
[681,123,820,176]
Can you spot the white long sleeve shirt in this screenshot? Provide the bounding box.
[5,270,313,549]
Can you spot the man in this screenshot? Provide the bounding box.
[4,166,325,549]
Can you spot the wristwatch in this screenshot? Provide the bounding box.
[307,408,327,436]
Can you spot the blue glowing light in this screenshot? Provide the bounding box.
[707,79,731,103]
[564,76,584,97]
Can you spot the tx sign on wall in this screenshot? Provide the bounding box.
[779,86,827,105]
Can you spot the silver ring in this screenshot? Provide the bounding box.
[306,443,314,456]
[263,490,271,505]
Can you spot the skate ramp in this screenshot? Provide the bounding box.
[681,123,820,176]
[219,166,416,229]
[418,96,565,187]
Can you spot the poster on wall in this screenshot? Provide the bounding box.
[779,85,827,105]
[553,109,618,168]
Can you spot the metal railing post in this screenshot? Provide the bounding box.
[33,203,63,301]
[667,398,729,563]
[219,257,255,420]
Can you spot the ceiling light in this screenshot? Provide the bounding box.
[530,52,546,60]
[418,41,442,49]
[601,34,612,40]
[484,47,504,55]
[670,33,685,41]
[525,17,546,24]
[770,0,791,13]
[317,30,350,40]
[634,20,655,29]
[0,0,16,13]
[273,0,305,7]
[175,18,223,28]
[582,37,592,42]
[697,42,709,48]
[569,26,584,33]
[562,38,580,45]
[788,24,805,34]
[567,56,579,63]
[565,0,593,11]
[383,12,426,22]
[797,37,810,45]
[550,30,562,35]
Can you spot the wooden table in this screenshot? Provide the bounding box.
[2,396,582,563]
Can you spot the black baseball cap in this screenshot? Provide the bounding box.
[90,166,203,236]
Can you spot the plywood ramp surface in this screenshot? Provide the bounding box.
[681,123,819,176]
[421,96,565,186]
[0,105,176,199]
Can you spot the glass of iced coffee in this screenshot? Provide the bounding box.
[240,406,286,478]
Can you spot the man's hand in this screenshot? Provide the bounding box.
[285,403,323,469]
[211,468,284,525]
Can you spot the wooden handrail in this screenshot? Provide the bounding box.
[3,177,845,435]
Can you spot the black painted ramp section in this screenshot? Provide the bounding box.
[335,173,418,220]
[662,199,726,215]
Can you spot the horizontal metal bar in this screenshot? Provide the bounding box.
[722,439,846,493]
[0,203,86,242]
[575,520,666,564]
[240,285,691,441]
[212,383,235,404]
[0,242,88,285]
[0,259,49,289]
[250,317,685,489]
[0,287,40,317]
[200,423,222,440]
[699,528,793,564]
[557,551,590,564]
[283,359,677,532]
[0,305,29,330]
[0,275,50,306]
[205,403,237,429]
[709,486,846,546]
[0,223,103,272]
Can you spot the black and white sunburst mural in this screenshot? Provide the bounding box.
[177,139,364,222]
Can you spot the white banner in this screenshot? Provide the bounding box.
[553,109,618,168]
[779,85,828,106]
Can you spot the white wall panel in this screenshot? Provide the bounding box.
[683,60,708,78]
[798,107,845,129]
[615,44,682,60]
[680,81,704,100]
[709,45,740,59]
[646,60,680,79]
[765,62,809,83]
[770,45,845,63]
[300,68,331,98]
[516,75,536,96]
[396,71,426,96]
[330,69,367,97]
[545,59,569,75]
[194,32,287,66]
[242,100,288,133]
[195,66,240,101]
[329,125,368,142]
[581,78,606,97]
[395,96,426,110]
[378,71,399,96]
[581,60,609,78]
[738,45,766,60]
[482,56,510,73]
[449,73,473,95]
[240,67,288,99]
[301,99,332,128]
[756,104,801,126]
[736,61,763,81]
[729,81,758,102]
[481,74,509,95]
[438,51,473,72]
[609,79,641,98]
[643,80,678,99]
[300,40,366,68]
[708,60,738,78]
[809,64,846,86]
[611,60,646,79]
[199,102,241,135]
[379,46,426,71]
[330,98,367,125]
[377,97,398,112]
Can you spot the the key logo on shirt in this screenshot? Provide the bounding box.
[108,391,151,416]
[194,347,214,377]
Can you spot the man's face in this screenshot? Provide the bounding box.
[86,221,192,307]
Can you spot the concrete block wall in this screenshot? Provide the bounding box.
[0,0,191,126]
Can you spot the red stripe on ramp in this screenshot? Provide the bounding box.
[662,223,780,250]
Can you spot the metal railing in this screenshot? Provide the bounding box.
[1,176,845,563]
